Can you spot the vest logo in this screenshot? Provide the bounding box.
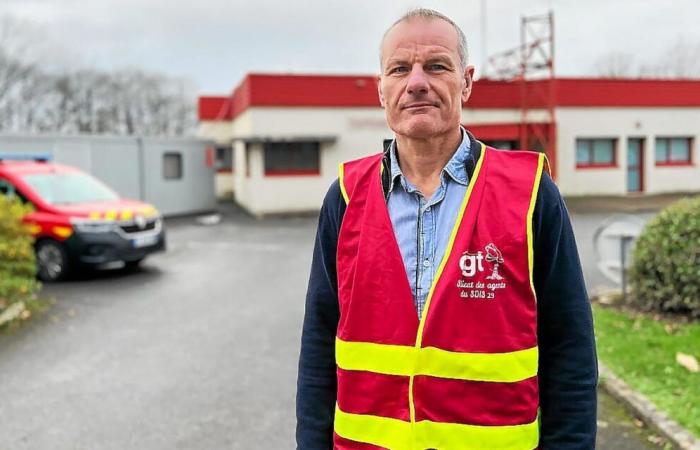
[459,243,504,280]
[457,243,507,300]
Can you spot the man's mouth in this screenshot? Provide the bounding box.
[402,102,438,110]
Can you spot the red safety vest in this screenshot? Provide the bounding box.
[334,144,547,450]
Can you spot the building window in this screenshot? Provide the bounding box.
[263,141,320,176]
[163,152,183,179]
[576,138,616,168]
[215,146,234,173]
[655,137,692,166]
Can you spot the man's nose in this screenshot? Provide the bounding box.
[406,65,429,95]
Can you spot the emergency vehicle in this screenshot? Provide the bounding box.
[0,159,166,281]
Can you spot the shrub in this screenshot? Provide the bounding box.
[629,196,700,318]
[0,194,41,327]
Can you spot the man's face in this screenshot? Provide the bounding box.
[378,18,474,140]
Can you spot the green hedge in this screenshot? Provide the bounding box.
[629,196,700,318]
[0,194,41,325]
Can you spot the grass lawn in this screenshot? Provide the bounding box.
[593,304,700,437]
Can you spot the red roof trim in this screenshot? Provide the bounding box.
[198,96,233,121]
[198,74,700,121]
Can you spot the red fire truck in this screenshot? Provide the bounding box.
[0,159,166,281]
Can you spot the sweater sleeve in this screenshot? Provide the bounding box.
[296,180,344,450]
[533,173,598,449]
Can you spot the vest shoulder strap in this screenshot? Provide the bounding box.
[338,153,383,204]
[489,146,551,176]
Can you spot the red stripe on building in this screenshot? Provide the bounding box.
[198,96,233,120]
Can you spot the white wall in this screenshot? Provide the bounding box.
[197,121,233,144]
[215,173,234,198]
[556,107,700,195]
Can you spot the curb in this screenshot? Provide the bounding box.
[599,363,700,450]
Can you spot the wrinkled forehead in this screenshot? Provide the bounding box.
[381,18,460,65]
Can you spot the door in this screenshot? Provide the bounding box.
[627,138,644,193]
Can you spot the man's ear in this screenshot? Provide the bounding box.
[462,65,475,103]
[377,75,385,108]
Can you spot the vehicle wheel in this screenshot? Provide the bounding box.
[36,239,70,282]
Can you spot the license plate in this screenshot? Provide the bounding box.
[132,235,158,248]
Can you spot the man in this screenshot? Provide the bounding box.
[297,8,597,450]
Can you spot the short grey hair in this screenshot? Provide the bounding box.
[380,8,469,70]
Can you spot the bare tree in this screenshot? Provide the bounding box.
[594,51,637,78]
[0,15,196,136]
[653,39,700,78]
[0,16,40,128]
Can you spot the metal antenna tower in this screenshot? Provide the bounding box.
[487,11,557,178]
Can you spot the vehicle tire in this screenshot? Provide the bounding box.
[35,239,70,282]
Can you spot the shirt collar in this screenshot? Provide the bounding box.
[389,126,471,193]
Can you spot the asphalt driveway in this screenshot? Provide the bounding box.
[0,204,666,449]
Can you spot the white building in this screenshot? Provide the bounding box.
[199,73,700,216]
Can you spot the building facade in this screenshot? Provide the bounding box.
[199,74,700,216]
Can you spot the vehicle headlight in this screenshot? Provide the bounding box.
[70,218,116,233]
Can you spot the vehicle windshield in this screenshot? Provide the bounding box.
[22,172,119,205]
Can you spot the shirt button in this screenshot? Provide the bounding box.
[423,259,430,268]
[425,206,431,212]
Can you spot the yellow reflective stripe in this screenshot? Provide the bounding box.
[89,211,101,220]
[105,210,117,221]
[416,416,539,450]
[337,339,416,376]
[526,153,545,298]
[338,163,350,204]
[121,209,133,220]
[418,345,537,382]
[335,406,539,450]
[335,406,412,450]
[336,338,537,383]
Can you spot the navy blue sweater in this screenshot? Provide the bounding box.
[296,144,598,450]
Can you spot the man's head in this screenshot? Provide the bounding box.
[378,9,474,140]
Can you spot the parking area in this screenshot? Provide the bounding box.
[0,203,663,449]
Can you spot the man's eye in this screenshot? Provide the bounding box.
[390,66,409,74]
[428,64,447,71]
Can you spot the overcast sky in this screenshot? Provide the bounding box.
[2,0,697,95]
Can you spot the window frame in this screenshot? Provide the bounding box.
[163,152,183,180]
[575,138,618,169]
[215,146,234,174]
[654,137,693,167]
[263,141,321,177]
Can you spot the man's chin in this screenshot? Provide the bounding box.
[392,119,445,140]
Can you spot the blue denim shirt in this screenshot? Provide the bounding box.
[387,129,471,318]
